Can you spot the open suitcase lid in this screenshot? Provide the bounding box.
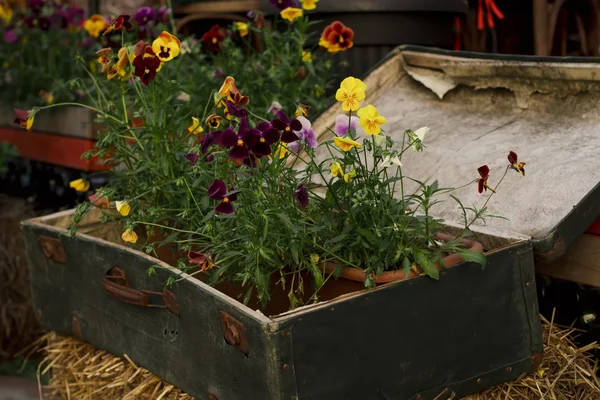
[312,45,600,262]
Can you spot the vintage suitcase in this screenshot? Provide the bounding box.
[26,46,600,399]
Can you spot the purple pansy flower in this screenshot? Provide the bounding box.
[225,100,248,119]
[271,111,301,143]
[67,7,85,27]
[155,6,171,24]
[51,9,68,28]
[294,183,309,208]
[185,153,199,165]
[24,16,37,28]
[135,6,155,26]
[220,119,259,160]
[269,0,298,10]
[208,179,238,214]
[288,116,317,153]
[27,0,44,14]
[252,121,281,157]
[38,16,51,30]
[334,114,359,136]
[4,30,19,44]
[267,101,282,115]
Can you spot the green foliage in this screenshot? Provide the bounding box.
[0,141,17,172]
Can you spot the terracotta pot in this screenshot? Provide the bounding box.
[324,232,484,284]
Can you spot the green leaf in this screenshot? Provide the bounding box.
[456,248,487,268]
[356,228,376,245]
[415,251,439,280]
[403,257,411,278]
[308,261,324,290]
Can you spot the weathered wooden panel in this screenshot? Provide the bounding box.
[23,209,542,400]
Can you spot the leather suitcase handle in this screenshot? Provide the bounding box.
[102,267,179,315]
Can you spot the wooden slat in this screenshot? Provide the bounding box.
[0,126,110,172]
[536,234,600,287]
[176,0,260,14]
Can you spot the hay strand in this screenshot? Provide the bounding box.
[33,312,600,400]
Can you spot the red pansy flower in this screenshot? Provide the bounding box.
[104,15,133,35]
[132,46,161,85]
[202,24,225,53]
[508,151,525,176]
[208,179,238,214]
[477,165,495,193]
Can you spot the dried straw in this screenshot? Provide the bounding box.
[27,311,600,400]
[0,195,41,362]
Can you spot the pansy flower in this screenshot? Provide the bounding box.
[334,114,359,136]
[135,7,155,26]
[295,103,310,117]
[3,29,19,43]
[66,7,85,28]
[13,109,34,131]
[320,21,354,53]
[89,192,109,208]
[84,14,106,37]
[208,179,238,214]
[301,51,312,63]
[330,161,343,177]
[335,77,366,112]
[357,104,386,135]
[0,4,11,25]
[187,251,214,271]
[280,7,303,22]
[27,0,43,13]
[38,16,51,30]
[288,116,317,153]
[411,126,429,151]
[235,22,249,37]
[270,0,298,10]
[113,47,133,81]
[133,46,161,85]
[294,183,309,208]
[334,136,362,152]
[271,111,302,143]
[252,121,281,156]
[206,114,222,130]
[185,153,199,165]
[202,24,225,53]
[508,151,526,176]
[156,6,171,24]
[104,15,133,35]
[187,117,203,135]
[116,200,131,216]
[225,100,248,119]
[267,101,283,115]
[69,178,90,192]
[343,169,357,183]
[220,120,259,160]
[152,31,181,62]
[477,165,495,193]
[300,0,318,10]
[51,9,69,28]
[122,229,138,243]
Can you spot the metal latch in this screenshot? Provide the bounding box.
[219,311,249,356]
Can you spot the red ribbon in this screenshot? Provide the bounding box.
[478,0,504,30]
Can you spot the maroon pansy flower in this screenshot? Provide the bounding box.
[477,165,495,194]
[508,151,526,176]
[13,109,31,129]
[27,0,44,13]
[269,0,298,10]
[202,24,225,53]
[271,111,301,143]
[104,15,133,35]
[187,251,214,271]
[67,7,85,27]
[294,183,309,208]
[201,130,222,154]
[252,121,280,157]
[132,46,161,85]
[225,100,248,119]
[208,179,238,214]
[220,118,259,160]
[38,16,51,31]
[185,153,199,165]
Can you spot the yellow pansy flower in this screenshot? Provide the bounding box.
[271,143,289,160]
[235,22,249,37]
[40,90,54,105]
[83,15,106,38]
[343,169,356,183]
[330,161,343,177]
[357,104,386,135]
[121,229,138,243]
[115,200,131,216]
[302,51,312,63]
[334,136,362,152]
[187,117,203,135]
[114,47,133,81]
[300,0,319,10]
[335,77,366,112]
[69,179,90,192]
[218,76,235,98]
[0,5,12,25]
[152,31,181,62]
[280,7,303,22]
